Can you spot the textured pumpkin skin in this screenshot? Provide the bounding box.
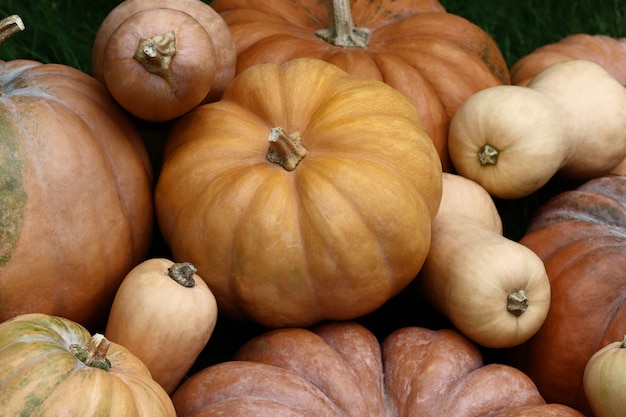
[172,321,584,417]
[0,59,153,329]
[211,0,510,171]
[0,313,175,416]
[105,258,219,394]
[415,173,551,348]
[507,175,626,416]
[510,33,626,86]
[92,0,236,107]
[155,58,442,328]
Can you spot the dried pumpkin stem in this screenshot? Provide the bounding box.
[267,127,308,171]
[168,262,197,288]
[507,288,528,317]
[314,0,369,48]
[134,31,177,90]
[0,15,25,48]
[478,144,499,165]
[70,333,112,371]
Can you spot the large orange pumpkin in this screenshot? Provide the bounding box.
[172,321,585,417]
[506,175,626,416]
[0,52,153,326]
[155,58,442,328]
[210,0,510,171]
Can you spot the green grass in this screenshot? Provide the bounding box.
[0,0,623,240]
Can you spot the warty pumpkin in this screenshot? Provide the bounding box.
[155,57,443,328]
[448,59,626,199]
[0,19,153,329]
[413,173,551,348]
[105,258,219,394]
[92,0,236,121]
[583,335,626,417]
[171,321,585,417]
[210,0,510,171]
[0,313,176,416]
[505,175,626,416]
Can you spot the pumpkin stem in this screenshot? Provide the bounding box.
[507,288,528,317]
[133,31,177,91]
[0,15,25,48]
[478,144,499,165]
[314,0,370,48]
[267,127,308,171]
[70,333,112,371]
[621,335,626,348]
[168,262,197,288]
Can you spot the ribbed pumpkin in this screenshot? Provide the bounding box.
[210,0,510,171]
[0,313,175,416]
[510,33,626,86]
[0,19,153,328]
[155,58,442,328]
[172,321,585,417]
[507,175,626,416]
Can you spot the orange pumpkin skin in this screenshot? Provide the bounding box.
[507,175,626,416]
[155,58,442,328]
[92,0,236,110]
[510,33,626,86]
[0,59,153,329]
[171,321,584,417]
[210,0,510,171]
[0,313,175,416]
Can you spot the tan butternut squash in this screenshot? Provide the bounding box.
[414,173,551,348]
[449,59,626,198]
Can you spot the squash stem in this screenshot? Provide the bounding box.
[70,333,112,371]
[507,288,528,317]
[478,144,499,165]
[314,0,370,48]
[168,262,197,288]
[0,15,25,48]
[267,127,308,171]
[134,31,177,91]
[621,335,626,348]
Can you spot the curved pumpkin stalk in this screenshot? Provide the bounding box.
[0,15,25,48]
[315,0,370,48]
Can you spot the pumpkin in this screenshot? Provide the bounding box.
[105,258,219,394]
[448,59,626,199]
[413,173,551,348]
[171,321,585,417]
[210,0,510,171]
[92,0,236,121]
[506,175,626,416]
[154,57,443,328]
[583,335,626,417]
[510,33,626,87]
[0,313,176,416]
[0,19,153,329]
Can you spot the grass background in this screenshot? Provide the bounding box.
[0,0,624,369]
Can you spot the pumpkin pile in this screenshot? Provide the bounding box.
[1,0,625,416]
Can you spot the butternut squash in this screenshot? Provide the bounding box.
[414,173,551,348]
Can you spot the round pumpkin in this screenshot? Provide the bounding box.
[0,57,153,329]
[510,33,626,86]
[171,321,585,417]
[506,175,626,416]
[583,335,626,417]
[105,258,219,394]
[0,313,176,416]
[210,0,510,171]
[155,57,443,328]
[92,0,237,121]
